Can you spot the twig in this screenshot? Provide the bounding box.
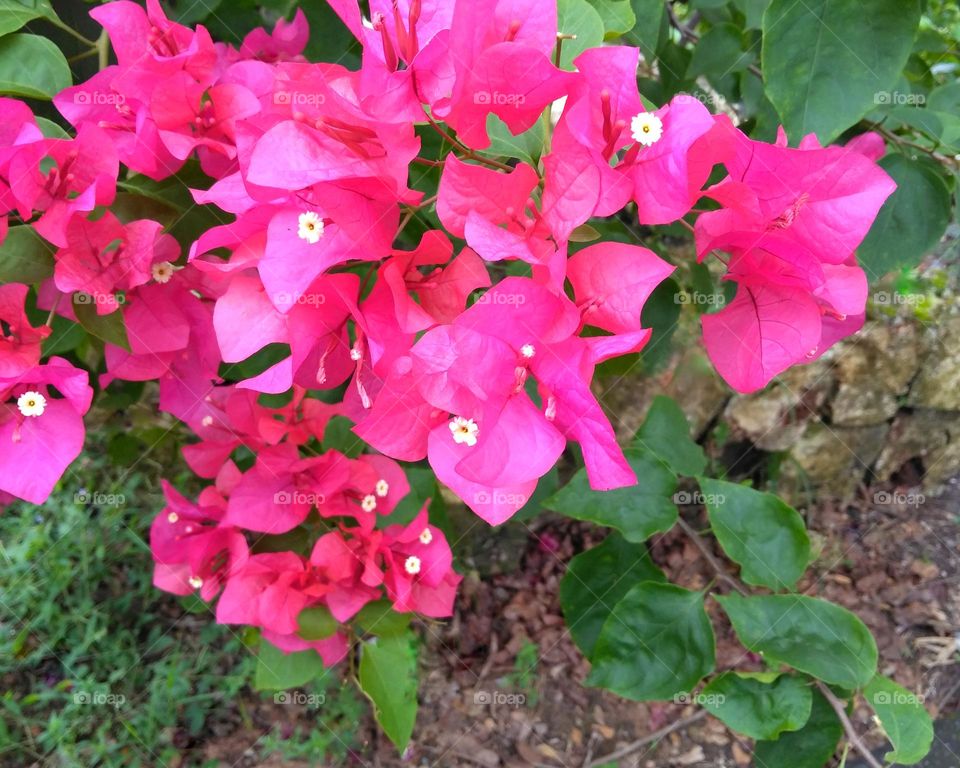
[676,517,747,595]
[586,709,708,767]
[815,682,884,768]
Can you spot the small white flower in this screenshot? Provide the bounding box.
[361,494,377,512]
[630,112,663,147]
[16,391,46,417]
[419,528,433,545]
[188,575,204,590]
[375,479,389,497]
[167,512,179,524]
[449,416,479,447]
[520,344,535,359]
[404,555,421,575]
[297,211,324,244]
[152,261,175,283]
[201,415,214,427]
[349,347,362,361]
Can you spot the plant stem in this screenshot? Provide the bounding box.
[49,17,99,48]
[676,516,747,595]
[586,710,708,767]
[96,28,109,71]
[815,681,884,768]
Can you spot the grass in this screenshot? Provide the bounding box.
[0,430,362,767]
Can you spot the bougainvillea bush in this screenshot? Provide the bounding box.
[1,0,954,763]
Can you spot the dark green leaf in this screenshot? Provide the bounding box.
[543,449,678,542]
[865,675,933,765]
[322,414,364,458]
[73,300,130,351]
[353,599,412,637]
[254,638,327,690]
[0,33,70,99]
[701,672,812,740]
[587,582,715,700]
[634,395,706,476]
[0,0,61,37]
[688,23,753,80]
[859,155,952,278]
[762,0,921,143]
[358,630,419,751]
[753,689,843,768]
[0,225,54,283]
[623,0,664,62]
[560,533,665,658]
[296,606,338,641]
[717,593,878,689]
[700,478,809,590]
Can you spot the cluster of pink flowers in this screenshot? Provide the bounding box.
[0,0,895,653]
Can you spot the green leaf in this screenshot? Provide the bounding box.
[543,449,678,542]
[591,0,636,39]
[858,154,952,278]
[358,630,419,751]
[717,593,878,689]
[322,414,364,458]
[761,0,921,143]
[623,0,664,62]
[254,638,327,691]
[0,225,54,282]
[687,23,753,80]
[481,114,544,166]
[701,672,813,740]
[634,395,707,476]
[699,478,810,590]
[34,116,69,139]
[0,0,61,36]
[353,599,412,637]
[865,675,933,765]
[556,0,605,70]
[296,606,338,641]
[560,533,665,658]
[587,582,715,700]
[753,689,843,768]
[0,33,70,99]
[73,300,130,351]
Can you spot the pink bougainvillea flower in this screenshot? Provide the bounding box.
[0,284,50,378]
[7,124,119,247]
[309,530,381,621]
[239,8,310,62]
[0,357,92,504]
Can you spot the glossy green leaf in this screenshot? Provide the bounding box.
[700,478,809,590]
[587,582,715,700]
[717,593,878,689]
[865,675,934,765]
[761,0,921,143]
[859,155,952,278]
[701,672,812,740]
[753,689,843,768]
[560,533,665,658]
[254,638,327,691]
[0,225,54,283]
[0,0,61,36]
[634,395,706,476]
[0,33,70,99]
[358,630,419,751]
[543,449,678,542]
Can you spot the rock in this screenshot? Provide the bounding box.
[663,349,730,437]
[874,409,960,489]
[909,317,960,410]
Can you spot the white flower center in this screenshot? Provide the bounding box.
[297,211,324,244]
[449,416,479,447]
[17,391,46,417]
[404,555,421,575]
[188,575,204,589]
[419,528,433,545]
[375,479,389,497]
[361,494,378,512]
[520,344,535,359]
[349,347,362,361]
[152,261,175,283]
[630,112,663,147]
[167,512,179,523]
[201,415,213,427]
